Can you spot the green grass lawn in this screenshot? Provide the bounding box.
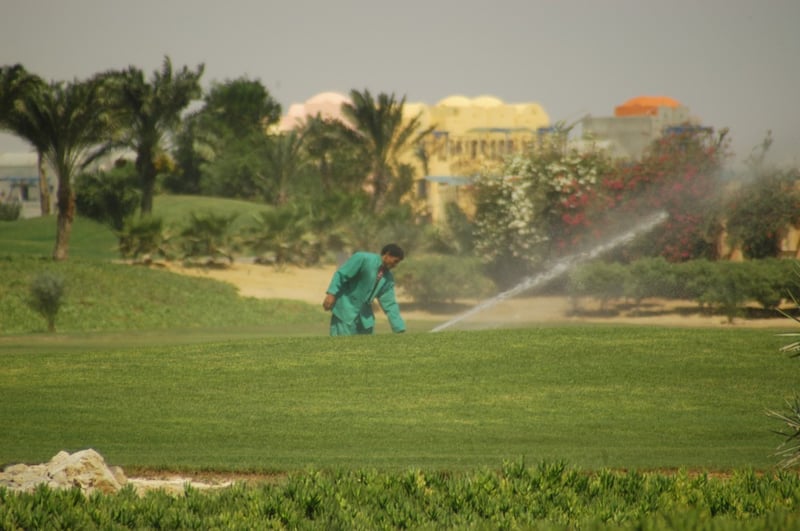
[1,326,795,473]
[2,212,799,477]
[153,194,267,233]
[0,194,267,260]
[0,215,119,260]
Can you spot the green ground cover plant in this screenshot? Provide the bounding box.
[3,465,800,529]
[0,326,794,472]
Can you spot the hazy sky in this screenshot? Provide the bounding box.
[2,0,798,167]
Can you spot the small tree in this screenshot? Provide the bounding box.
[28,271,65,332]
[0,197,22,221]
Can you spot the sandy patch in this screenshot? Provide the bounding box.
[161,262,794,330]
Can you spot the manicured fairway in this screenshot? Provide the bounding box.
[1,325,794,473]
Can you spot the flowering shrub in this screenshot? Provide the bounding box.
[600,127,730,261]
[473,141,614,277]
[473,127,731,278]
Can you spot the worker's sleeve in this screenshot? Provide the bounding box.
[377,282,406,333]
[326,253,365,295]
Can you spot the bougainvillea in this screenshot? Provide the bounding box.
[603,127,730,261]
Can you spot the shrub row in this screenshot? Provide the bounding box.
[567,257,800,321]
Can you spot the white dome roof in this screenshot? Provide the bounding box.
[305,91,350,106]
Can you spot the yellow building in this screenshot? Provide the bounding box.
[277,92,550,222]
[403,95,550,222]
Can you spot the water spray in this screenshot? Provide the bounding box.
[429,211,668,332]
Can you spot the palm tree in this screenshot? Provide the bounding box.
[339,89,432,212]
[301,115,369,195]
[0,64,51,215]
[0,74,115,260]
[260,130,310,205]
[106,57,203,214]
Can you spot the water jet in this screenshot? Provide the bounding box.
[430,211,668,332]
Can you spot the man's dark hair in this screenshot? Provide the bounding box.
[381,243,404,259]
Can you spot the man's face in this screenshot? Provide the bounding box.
[381,253,403,270]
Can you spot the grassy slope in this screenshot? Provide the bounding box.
[153,194,267,232]
[0,326,794,472]
[0,255,326,335]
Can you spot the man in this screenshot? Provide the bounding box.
[322,243,406,336]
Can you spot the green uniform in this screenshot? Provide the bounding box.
[326,252,405,336]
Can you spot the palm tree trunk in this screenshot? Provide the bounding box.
[52,180,74,261]
[138,150,156,214]
[141,174,155,214]
[37,151,51,216]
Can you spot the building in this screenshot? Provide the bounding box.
[580,96,694,160]
[0,152,54,219]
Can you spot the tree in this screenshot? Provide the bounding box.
[199,132,270,200]
[300,115,369,196]
[0,64,51,215]
[105,56,204,214]
[169,77,281,197]
[74,160,140,231]
[0,73,114,260]
[339,89,432,212]
[260,130,310,205]
[725,168,800,259]
[725,132,800,259]
[199,76,281,137]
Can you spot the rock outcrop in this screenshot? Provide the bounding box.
[1,449,127,494]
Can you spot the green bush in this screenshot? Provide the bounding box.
[567,261,627,311]
[745,258,796,310]
[704,261,754,322]
[117,216,172,261]
[623,256,677,309]
[0,199,22,221]
[394,254,495,306]
[74,163,140,230]
[570,258,799,320]
[178,211,236,265]
[28,271,65,332]
[673,259,717,310]
[244,204,321,267]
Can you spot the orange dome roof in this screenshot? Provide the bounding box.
[614,96,682,117]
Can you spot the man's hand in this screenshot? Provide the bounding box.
[322,293,336,311]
